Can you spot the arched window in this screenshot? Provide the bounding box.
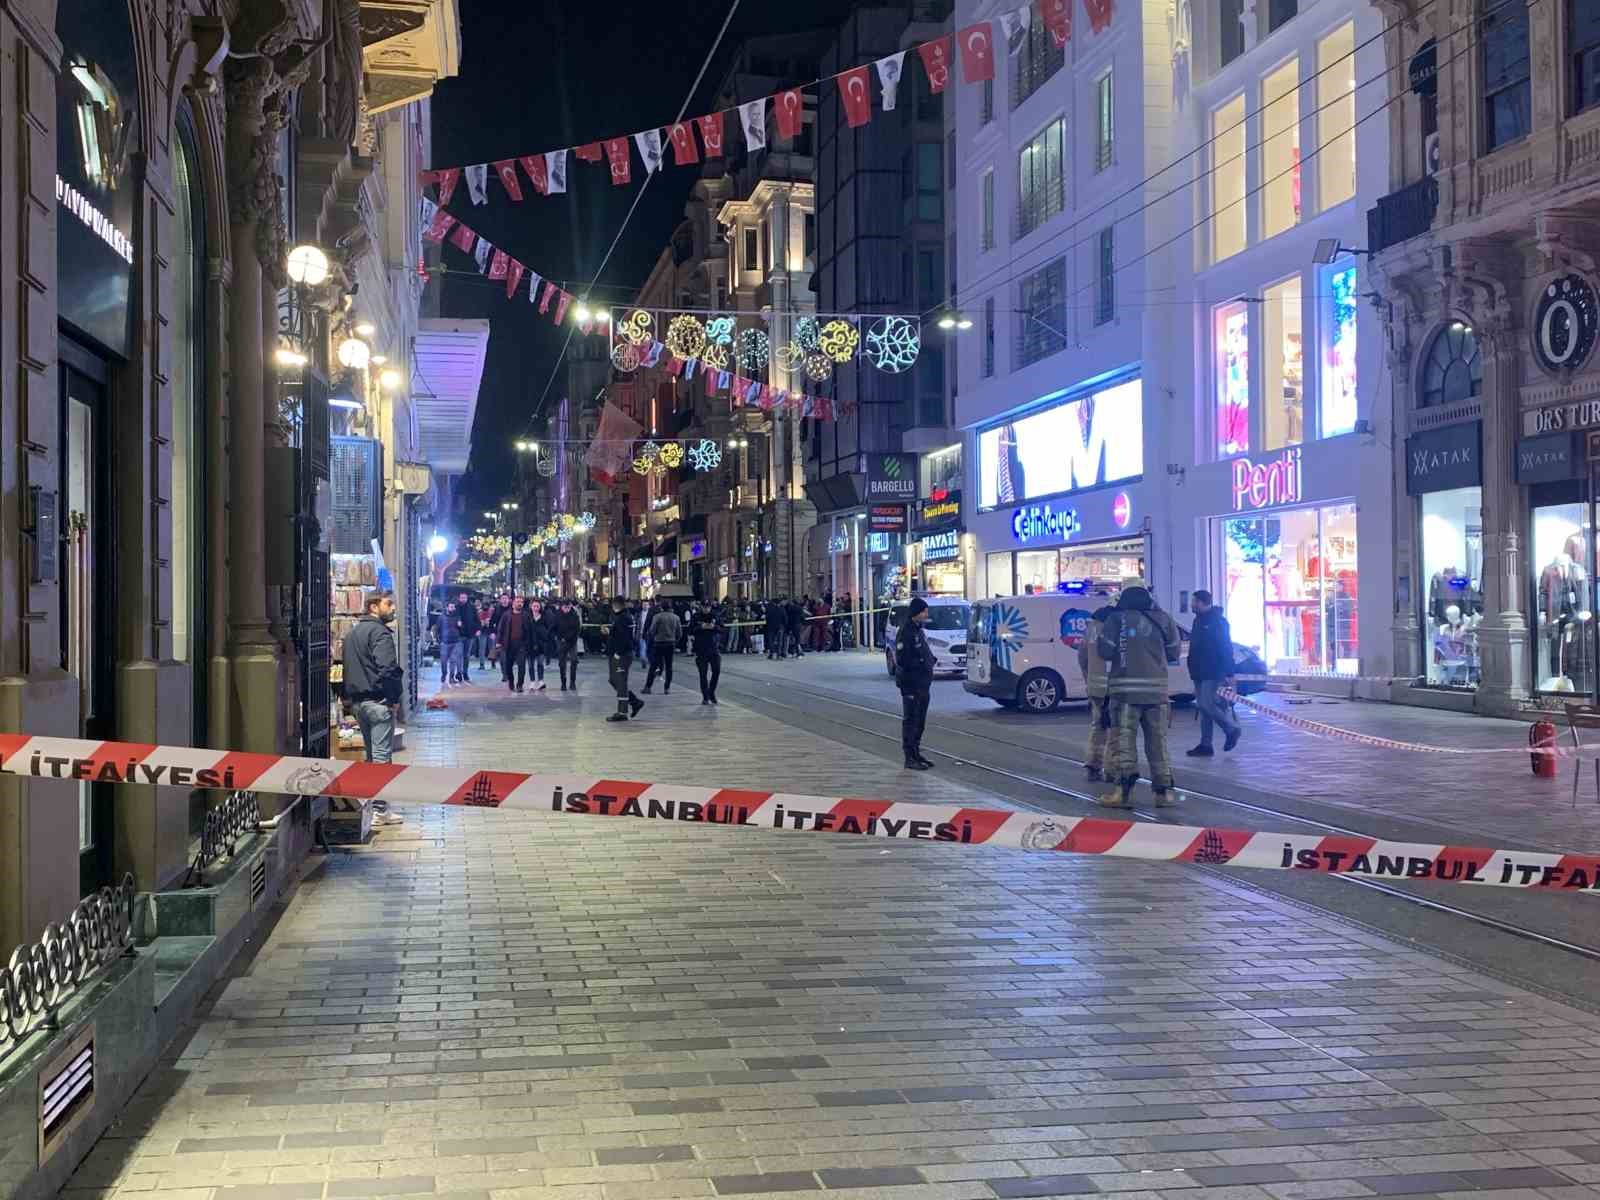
[1575,0,1600,115]
[1419,321,1482,408]
[171,110,207,737]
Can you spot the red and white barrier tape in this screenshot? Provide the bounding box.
[1220,690,1595,760]
[3,733,1600,893]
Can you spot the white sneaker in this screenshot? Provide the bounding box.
[538,682,547,691]
[372,810,405,827]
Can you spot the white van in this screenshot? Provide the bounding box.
[964,592,1268,712]
[883,596,971,677]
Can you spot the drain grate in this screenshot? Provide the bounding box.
[39,1026,95,1161]
[250,857,267,906]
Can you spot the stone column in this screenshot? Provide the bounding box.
[1474,317,1529,715]
[224,57,288,752]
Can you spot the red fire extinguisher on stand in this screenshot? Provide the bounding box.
[1529,717,1558,778]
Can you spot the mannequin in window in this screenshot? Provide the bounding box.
[1539,540,1592,692]
[1433,602,1477,687]
[1429,566,1480,625]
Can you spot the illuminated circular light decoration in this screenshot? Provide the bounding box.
[705,315,735,347]
[619,309,654,346]
[736,329,770,371]
[337,336,371,370]
[536,448,557,477]
[864,316,921,373]
[703,342,730,370]
[658,441,685,468]
[819,319,860,363]
[577,511,597,531]
[804,352,834,382]
[793,316,821,353]
[665,314,707,359]
[1112,492,1132,529]
[774,342,804,370]
[286,244,330,287]
[610,341,641,373]
[687,438,722,471]
[632,440,661,475]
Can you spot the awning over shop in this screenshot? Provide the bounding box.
[412,318,489,475]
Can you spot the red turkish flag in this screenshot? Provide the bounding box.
[604,137,631,185]
[958,23,996,83]
[506,259,525,299]
[575,141,602,163]
[1041,0,1072,46]
[554,291,572,324]
[488,249,509,280]
[435,167,462,206]
[695,112,726,157]
[774,89,805,140]
[423,209,456,242]
[667,122,699,165]
[448,222,476,254]
[493,159,523,201]
[836,68,872,128]
[519,154,548,195]
[1082,0,1113,33]
[814,396,834,421]
[917,37,952,93]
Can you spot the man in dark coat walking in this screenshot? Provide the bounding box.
[1185,589,1242,757]
[896,597,936,769]
[606,597,645,722]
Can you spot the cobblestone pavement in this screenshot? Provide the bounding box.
[713,651,1600,856]
[61,654,1600,1200]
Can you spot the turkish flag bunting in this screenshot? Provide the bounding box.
[575,142,603,162]
[958,23,996,83]
[506,259,525,299]
[667,122,699,165]
[554,290,573,324]
[917,37,952,93]
[448,222,476,254]
[774,89,805,140]
[695,112,726,157]
[435,167,462,206]
[837,67,873,128]
[493,159,523,201]
[1082,0,1113,33]
[604,137,631,185]
[815,396,834,420]
[423,209,456,242]
[520,154,549,195]
[539,281,557,313]
[1040,0,1071,46]
[666,355,685,378]
[488,249,509,280]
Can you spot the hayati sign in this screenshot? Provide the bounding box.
[1230,448,1303,511]
[917,528,962,563]
[1011,502,1080,543]
[866,452,918,502]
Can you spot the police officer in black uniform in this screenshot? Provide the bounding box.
[896,597,936,770]
[605,597,645,723]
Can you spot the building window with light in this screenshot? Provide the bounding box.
[1482,0,1531,151]
[1212,96,1247,262]
[1016,118,1065,239]
[1573,0,1600,115]
[1419,322,1482,408]
[1015,257,1068,367]
[1214,299,1251,457]
[1262,59,1301,238]
[1263,276,1304,449]
[1317,24,1356,210]
[980,168,995,251]
[1321,263,1359,436]
[1095,71,1114,172]
[1011,19,1065,109]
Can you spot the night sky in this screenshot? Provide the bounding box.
[430,0,863,512]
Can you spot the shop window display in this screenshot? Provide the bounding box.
[1420,486,1482,688]
[1017,549,1061,594]
[1220,502,1358,674]
[987,550,1013,597]
[1532,502,1593,694]
[1262,277,1303,449]
[1216,301,1251,456]
[1322,265,1359,436]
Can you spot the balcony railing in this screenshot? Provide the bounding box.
[1367,177,1438,255]
[1014,178,1066,240]
[1010,32,1064,110]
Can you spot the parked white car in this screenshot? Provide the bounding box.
[883,596,971,678]
[964,592,1268,713]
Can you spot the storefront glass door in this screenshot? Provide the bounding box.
[1219,502,1358,673]
[1531,489,1594,695]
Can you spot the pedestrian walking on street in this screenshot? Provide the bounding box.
[440,600,464,685]
[527,601,550,691]
[556,599,582,691]
[765,598,786,660]
[454,592,480,682]
[475,601,495,669]
[691,605,723,705]
[896,597,936,770]
[1185,589,1242,757]
[786,596,806,658]
[606,597,645,722]
[644,602,682,693]
[342,591,405,827]
[1076,600,1118,783]
[497,596,533,692]
[1096,579,1181,808]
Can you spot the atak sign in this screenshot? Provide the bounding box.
[1011,502,1080,543]
[1404,421,1481,495]
[866,452,918,502]
[1230,448,1303,511]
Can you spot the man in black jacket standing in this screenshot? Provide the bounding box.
[606,597,645,722]
[690,605,723,705]
[454,591,479,682]
[1186,589,1241,756]
[342,591,406,826]
[556,600,582,691]
[765,598,786,660]
[896,597,936,770]
[786,596,806,658]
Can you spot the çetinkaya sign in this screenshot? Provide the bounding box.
[1404,421,1482,495]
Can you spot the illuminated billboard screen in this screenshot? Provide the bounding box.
[977,377,1143,510]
